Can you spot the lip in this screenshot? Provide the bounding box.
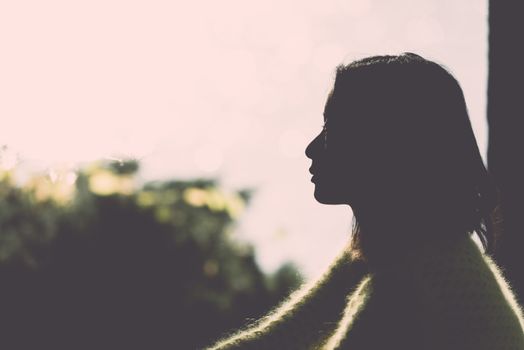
[309,165,319,182]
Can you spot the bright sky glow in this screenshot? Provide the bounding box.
[0,0,488,279]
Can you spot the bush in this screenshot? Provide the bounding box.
[0,160,302,349]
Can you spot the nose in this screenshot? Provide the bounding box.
[305,133,323,159]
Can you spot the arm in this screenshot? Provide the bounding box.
[205,244,369,350]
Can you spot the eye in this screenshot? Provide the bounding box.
[321,123,327,149]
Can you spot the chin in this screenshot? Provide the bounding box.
[313,187,348,205]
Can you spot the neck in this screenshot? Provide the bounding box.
[350,204,468,269]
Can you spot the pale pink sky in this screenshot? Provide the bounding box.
[0,0,488,279]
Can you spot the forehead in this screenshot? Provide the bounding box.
[324,88,350,124]
[322,87,369,133]
[323,89,335,121]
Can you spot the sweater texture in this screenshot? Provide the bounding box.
[206,234,524,350]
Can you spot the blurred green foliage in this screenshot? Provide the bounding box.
[0,160,303,349]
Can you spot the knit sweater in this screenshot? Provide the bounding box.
[206,234,524,350]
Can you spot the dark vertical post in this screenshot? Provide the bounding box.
[488,0,524,301]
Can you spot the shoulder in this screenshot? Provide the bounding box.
[412,235,524,349]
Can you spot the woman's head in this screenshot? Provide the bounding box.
[305,53,498,257]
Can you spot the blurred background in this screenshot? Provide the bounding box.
[3,0,523,349]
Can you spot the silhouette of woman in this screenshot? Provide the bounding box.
[206,53,524,349]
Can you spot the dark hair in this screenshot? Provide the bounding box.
[331,53,500,262]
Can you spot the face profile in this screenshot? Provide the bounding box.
[305,87,391,209]
[305,91,361,206]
